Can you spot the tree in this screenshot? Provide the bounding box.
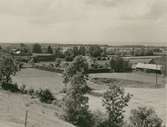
[64,73,93,127]
[64,48,74,61]
[102,85,132,127]
[63,55,88,84]
[110,56,131,72]
[63,56,92,127]
[72,46,79,57]
[129,107,163,127]
[101,47,107,57]
[78,46,86,56]
[0,56,17,83]
[55,47,64,58]
[47,45,53,54]
[88,45,102,57]
[32,43,42,53]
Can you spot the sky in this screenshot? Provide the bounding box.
[0,0,167,46]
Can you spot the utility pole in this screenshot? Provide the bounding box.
[156,70,157,88]
[155,64,158,88]
[24,110,28,127]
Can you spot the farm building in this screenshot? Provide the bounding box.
[134,63,162,73]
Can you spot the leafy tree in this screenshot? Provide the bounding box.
[63,55,88,84]
[88,45,102,57]
[0,56,17,83]
[32,43,42,53]
[102,85,132,127]
[101,47,107,57]
[64,73,93,127]
[47,45,53,54]
[72,46,79,57]
[64,48,74,61]
[110,56,131,72]
[78,46,86,56]
[63,56,92,127]
[55,47,64,58]
[129,107,163,127]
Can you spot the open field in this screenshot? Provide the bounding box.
[90,72,166,85]
[12,68,166,124]
[0,90,74,127]
[88,88,166,122]
[12,68,64,94]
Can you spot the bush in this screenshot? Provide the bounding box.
[129,106,163,127]
[19,84,27,94]
[1,82,20,93]
[37,89,55,104]
[28,88,35,96]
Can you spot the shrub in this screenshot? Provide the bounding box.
[1,82,20,93]
[102,85,132,127]
[38,89,54,104]
[19,84,27,94]
[28,88,35,96]
[129,106,163,127]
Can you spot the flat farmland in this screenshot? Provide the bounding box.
[88,88,166,122]
[12,68,166,123]
[12,68,64,94]
[90,72,166,85]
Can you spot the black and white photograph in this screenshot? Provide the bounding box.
[0,0,166,127]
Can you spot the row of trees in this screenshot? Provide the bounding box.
[32,43,106,60]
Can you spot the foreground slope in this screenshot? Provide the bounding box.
[0,90,74,127]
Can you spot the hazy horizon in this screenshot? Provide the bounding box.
[0,0,167,46]
[0,41,167,47]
